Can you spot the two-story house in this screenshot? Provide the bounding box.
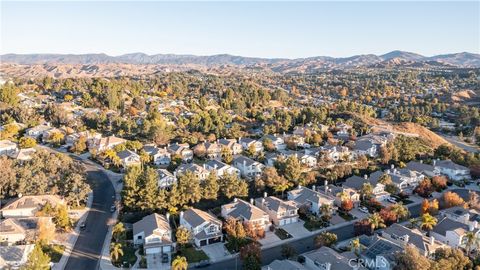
[143,145,171,166]
[434,160,471,181]
[179,208,223,247]
[382,224,444,257]
[157,169,177,189]
[204,159,241,178]
[91,135,127,153]
[218,138,243,155]
[167,143,194,163]
[287,186,335,215]
[261,134,286,151]
[117,150,141,168]
[193,142,222,159]
[0,140,18,156]
[1,195,65,218]
[221,198,271,231]
[232,156,265,179]
[431,217,479,249]
[175,163,210,181]
[238,137,264,154]
[255,194,299,226]
[133,213,174,257]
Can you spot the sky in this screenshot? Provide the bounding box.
[1,1,479,58]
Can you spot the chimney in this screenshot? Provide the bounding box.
[465,213,471,224]
[364,174,368,179]
[474,221,478,229]
[238,137,242,143]
[233,198,238,202]
[261,198,265,205]
[263,192,268,198]
[420,160,423,164]
[403,235,410,245]
[312,185,316,192]
[166,212,171,221]
[243,160,246,167]
[469,222,476,232]
[325,262,331,270]
[430,236,435,245]
[203,164,206,169]
[391,164,395,170]
[250,198,254,205]
[214,164,218,170]
[433,159,437,166]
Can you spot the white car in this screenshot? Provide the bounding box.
[359,206,369,213]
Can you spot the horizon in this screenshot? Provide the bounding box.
[1,1,479,58]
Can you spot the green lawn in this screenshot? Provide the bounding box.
[42,244,65,263]
[303,219,328,231]
[177,246,209,263]
[338,212,354,221]
[274,228,292,240]
[112,243,138,268]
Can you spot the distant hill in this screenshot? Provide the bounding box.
[1,51,479,78]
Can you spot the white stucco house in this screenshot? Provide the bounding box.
[133,213,174,257]
[179,208,223,247]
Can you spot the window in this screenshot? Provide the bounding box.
[137,235,142,240]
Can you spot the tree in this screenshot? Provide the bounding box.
[367,212,385,231]
[349,238,361,255]
[431,176,447,191]
[71,136,87,153]
[177,171,202,205]
[240,242,261,270]
[420,213,437,231]
[49,131,65,147]
[394,244,431,270]
[464,231,479,254]
[122,165,141,210]
[341,199,354,212]
[112,222,126,242]
[202,172,219,200]
[175,226,191,247]
[360,183,374,200]
[54,204,71,230]
[443,191,465,208]
[171,256,188,270]
[138,167,159,211]
[415,178,434,198]
[421,199,430,215]
[281,244,297,259]
[221,146,233,164]
[314,232,337,248]
[246,143,257,157]
[37,217,55,245]
[263,138,275,152]
[431,248,473,270]
[0,83,20,106]
[139,149,151,165]
[390,203,409,221]
[219,173,248,199]
[22,243,51,270]
[19,137,37,149]
[110,242,124,262]
[284,155,302,183]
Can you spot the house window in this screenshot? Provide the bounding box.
[137,235,143,240]
[207,226,216,234]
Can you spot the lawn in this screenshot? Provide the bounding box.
[274,228,292,240]
[338,211,354,221]
[303,219,328,231]
[42,244,65,263]
[177,246,209,263]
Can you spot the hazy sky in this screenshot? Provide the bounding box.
[1,1,479,58]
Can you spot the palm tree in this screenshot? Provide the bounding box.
[367,213,386,231]
[464,231,479,254]
[390,203,410,221]
[409,218,420,228]
[336,191,349,202]
[420,213,438,232]
[171,256,188,270]
[350,237,361,256]
[112,223,126,241]
[110,242,123,262]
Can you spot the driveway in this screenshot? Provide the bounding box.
[258,231,281,247]
[201,243,230,262]
[281,220,310,238]
[146,253,170,270]
[350,208,369,219]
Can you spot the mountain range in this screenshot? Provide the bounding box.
[1,51,479,68]
[1,51,479,78]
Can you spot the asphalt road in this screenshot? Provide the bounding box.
[199,189,480,270]
[64,165,115,270]
[437,133,479,153]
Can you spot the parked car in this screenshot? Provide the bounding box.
[110,205,116,213]
[359,206,369,213]
[387,197,397,203]
[79,222,86,230]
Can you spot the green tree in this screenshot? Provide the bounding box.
[22,243,51,270]
[19,136,37,149]
[394,244,431,270]
[139,167,159,211]
[202,172,219,200]
[314,232,337,248]
[171,256,188,270]
[420,213,438,231]
[54,204,71,230]
[175,226,191,247]
[350,238,361,255]
[390,203,410,221]
[284,155,302,183]
[71,136,87,153]
[220,173,248,199]
[122,166,142,210]
[112,222,126,242]
[367,212,385,231]
[221,146,233,164]
[110,242,124,262]
[0,83,20,106]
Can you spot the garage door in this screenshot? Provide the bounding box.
[146,247,161,255]
[200,240,207,246]
[162,246,171,253]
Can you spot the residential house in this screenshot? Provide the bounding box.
[261,134,286,151]
[441,206,480,228]
[232,156,265,179]
[352,139,377,158]
[0,140,18,156]
[143,145,171,166]
[218,138,243,155]
[157,169,177,189]
[10,148,36,161]
[238,137,264,154]
[0,244,34,269]
[167,143,194,163]
[434,160,471,181]
[255,194,299,226]
[41,127,67,143]
[431,217,479,249]
[262,259,308,270]
[324,184,361,207]
[385,166,425,192]
[91,135,126,152]
[175,163,210,181]
[193,142,222,159]
[287,186,335,215]
[343,175,390,201]
[382,224,444,257]
[65,130,102,148]
[221,198,271,231]
[304,246,367,270]
[0,218,26,245]
[361,236,403,270]
[320,145,351,162]
[179,208,223,247]
[1,195,64,218]
[405,161,439,178]
[204,159,240,177]
[24,123,52,140]
[117,150,141,168]
[133,213,173,256]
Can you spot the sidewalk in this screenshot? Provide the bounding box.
[52,192,94,270]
